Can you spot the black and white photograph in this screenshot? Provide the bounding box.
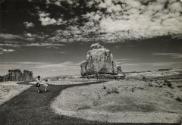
[0,0,182,124]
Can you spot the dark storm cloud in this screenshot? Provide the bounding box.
[36,0,182,40]
[1,0,182,42]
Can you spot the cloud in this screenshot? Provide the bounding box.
[0,34,23,40]
[41,0,182,41]
[169,2,182,12]
[35,61,78,69]
[0,43,20,47]
[0,61,48,76]
[2,0,182,42]
[25,43,64,47]
[39,11,66,26]
[32,61,80,77]
[24,21,35,28]
[0,33,65,47]
[121,61,182,72]
[2,48,15,52]
[96,0,182,39]
[0,48,15,55]
[153,52,182,59]
[39,12,57,26]
[0,61,80,77]
[15,62,46,65]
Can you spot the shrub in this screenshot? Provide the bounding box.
[106,87,119,95]
[142,76,147,81]
[164,80,173,88]
[175,97,182,102]
[102,85,106,90]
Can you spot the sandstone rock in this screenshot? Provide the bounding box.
[22,70,33,81]
[0,69,33,82]
[117,66,122,74]
[80,61,88,76]
[0,76,3,82]
[8,69,22,81]
[81,43,119,76]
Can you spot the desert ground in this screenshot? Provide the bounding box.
[0,69,182,125]
[0,81,31,105]
[51,69,182,124]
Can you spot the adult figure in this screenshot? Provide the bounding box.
[36,76,41,93]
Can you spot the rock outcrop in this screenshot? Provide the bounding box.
[8,69,23,81]
[81,43,123,78]
[22,70,33,81]
[0,69,33,82]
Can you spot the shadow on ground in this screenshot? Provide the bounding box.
[0,81,180,125]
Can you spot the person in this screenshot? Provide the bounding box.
[43,79,49,92]
[96,73,99,80]
[36,76,41,93]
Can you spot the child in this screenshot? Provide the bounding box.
[36,76,41,93]
[43,79,49,92]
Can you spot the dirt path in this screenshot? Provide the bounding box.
[0,81,180,125]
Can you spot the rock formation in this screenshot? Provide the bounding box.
[0,76,3,82]
[22,70,33,81]
[0,69,33,82]
[81,43,123,78]
[117,66,122,74]
[8,69,23,81]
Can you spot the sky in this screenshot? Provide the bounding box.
[33,0,182,38]
[1,0,182,38]
[0,38,182,77]
[0,0,182,77]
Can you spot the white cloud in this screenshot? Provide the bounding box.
[24,0,182,41]
[0,43,20,47]
[153,53,182,59]
[15,62,47,65]
[0,33,23,40]
[169,2,182,12]
[2,49,15,52]
[0,61,80,77]
[39,11,56,26]
[32,61,80,77]
[1,0,182,43]
[24,21,34,28]
[35,61,78,69]
[97,0,182,39]
[39,11,66,26]
[45,0,180,41]
[40,17,57,26]
[0,48,15,55]
[25,43,64,47]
